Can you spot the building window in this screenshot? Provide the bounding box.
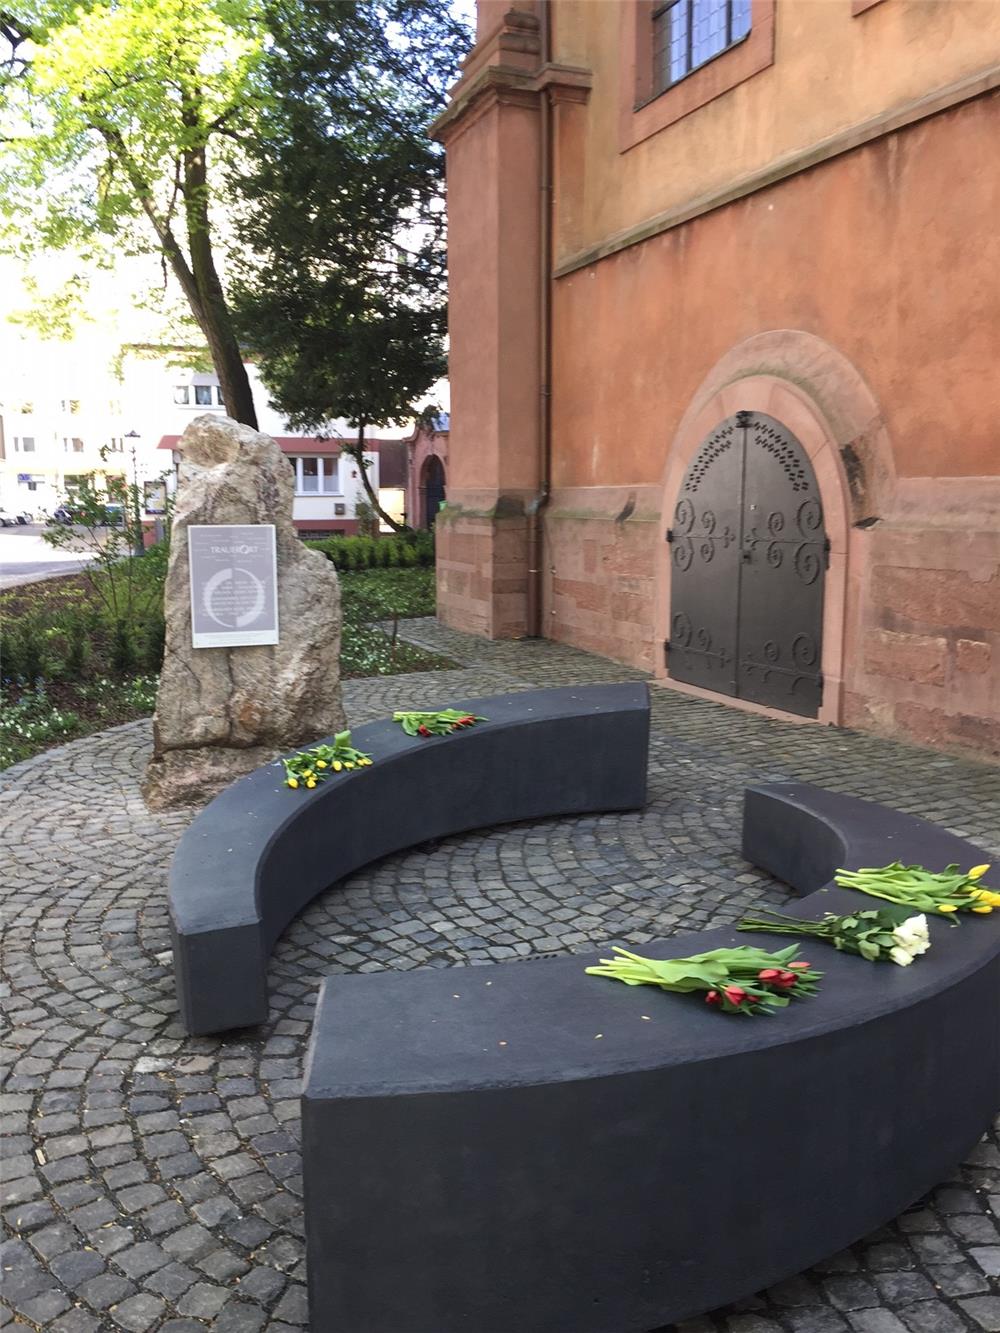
[292,456,341,495]
[60,399,80,414]
[173,386,190,405]
[215,386,225,405]
[194,385,214,406]
[20,437,35,453]
[301,457,319,493]
[652,0,751,93]
[64,437,84,454]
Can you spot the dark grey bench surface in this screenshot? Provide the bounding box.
[169,683,650,1033]
[303,782,1000,1333]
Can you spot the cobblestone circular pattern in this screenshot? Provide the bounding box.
[3,627,999,1333]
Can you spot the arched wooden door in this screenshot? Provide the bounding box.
[422,455,446,528]
[668,410,827,717]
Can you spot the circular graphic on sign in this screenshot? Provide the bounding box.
[202,567,267,629]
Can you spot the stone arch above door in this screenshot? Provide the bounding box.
[421,454,447,528]
[408,427,449,530]
[682,329,896,524]
[656,357,865,726]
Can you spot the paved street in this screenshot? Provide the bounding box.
[0,526,96,589]
[2,620,999,1333]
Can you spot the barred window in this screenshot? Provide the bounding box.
[652,0,751,94]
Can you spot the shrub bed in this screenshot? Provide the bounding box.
[305,529,435,572]
[1,556,448,768]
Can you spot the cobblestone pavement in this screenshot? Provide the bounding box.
[2,619,999,1333]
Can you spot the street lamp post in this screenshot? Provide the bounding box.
[124,431,145,558]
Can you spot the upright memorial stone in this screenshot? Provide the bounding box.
[143,415,345,810]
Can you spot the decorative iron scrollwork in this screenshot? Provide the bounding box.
[792,633,818,668]
[673,539,694,571]
[794,543,822,586]
[674,498,695,533]
[682,427,735,495]
[797,498,823,535]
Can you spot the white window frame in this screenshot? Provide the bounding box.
[292,455,341,495]
[193,384,214,407]
[174,386,190,405]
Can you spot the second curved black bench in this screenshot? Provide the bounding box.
[302,782,1000,1333]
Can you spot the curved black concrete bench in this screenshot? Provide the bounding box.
[168,683,650,1034]
[302,782,1000,1333]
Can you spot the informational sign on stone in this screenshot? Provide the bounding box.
[188,524,279,648]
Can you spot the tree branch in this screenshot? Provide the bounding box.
[95,121,205,327]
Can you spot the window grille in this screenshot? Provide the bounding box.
[652,0,751,93]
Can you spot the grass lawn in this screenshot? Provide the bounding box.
[0,563,450,769]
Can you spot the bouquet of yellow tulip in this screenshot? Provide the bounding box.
[834,862,997,922]
[282,731,373,790]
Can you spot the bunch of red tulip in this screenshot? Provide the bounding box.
[393,709,486,737]
[586,944,822,1016]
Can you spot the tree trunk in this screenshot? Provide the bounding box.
[101,115,257,428]
[349,422,404,532]
[182,96,258,428]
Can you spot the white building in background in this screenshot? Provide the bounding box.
[0,343,421,533]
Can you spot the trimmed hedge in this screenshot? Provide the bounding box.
[305,530,435,572]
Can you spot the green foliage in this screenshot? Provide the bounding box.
[2,0,265,421]
[3,0,265,251]
[0,558,445,766]
[2,0,471,428]
[339,567,447,679]
[63,617,89,678]
[0,684,82,768]
[45,473,154,602]
[76,674,159,714]
[340,567,436,623]
[0,526,167,689]
[2,621,50,683]
[229,1,470,520]
[354,500,378,538]
[305,531,434,573]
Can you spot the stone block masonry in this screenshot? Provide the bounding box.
[143,415,345,810]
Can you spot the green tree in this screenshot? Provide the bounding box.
[229,0,469,530]
[0,0,265,424]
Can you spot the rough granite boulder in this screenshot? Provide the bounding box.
[143,414,345,810]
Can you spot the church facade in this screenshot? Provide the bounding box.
[432,0,1000,759]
